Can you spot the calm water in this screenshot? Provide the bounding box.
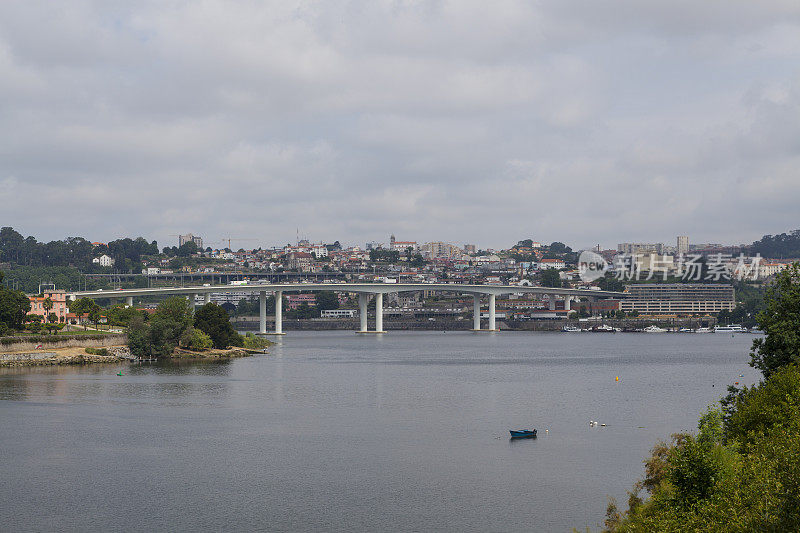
[0,331,760,532]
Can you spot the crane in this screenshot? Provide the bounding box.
[213,237,259,251]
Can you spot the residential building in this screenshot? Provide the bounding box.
[759,262,790,279]
[285,294,317,310]
[618,242,664,255]
[28,290,69,323]
[92,254,115,267]
[539,258,566,270]
[677,236,689,256]
[463,244,476,254]
[389,235,418,252]
[620,284,735,315]
[421,241,462,259]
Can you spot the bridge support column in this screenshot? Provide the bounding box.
[273,290,284,335]
[189,294,197,314]
[549,296,556,311]
[358,294,368,333]
[126,296,133,308]
[473,295,481,330]
[259,291,267,334]
[375,293,384,333]
[488,294,497,331]
[204,293,211,305]
[564,296,571,312]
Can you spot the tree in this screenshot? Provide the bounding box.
[749,262,800,377]
[42,297,53,322]
[176,241,198,257]
[88,303,102,329]
[179,327,213,351]
[68,297,95,329]
[127,315,151,358]
[315,291,339,311]
[0,282,31,331]
[194,303,243,349]
[540,268,563,288]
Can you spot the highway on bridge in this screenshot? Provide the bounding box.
[69,282,628,334]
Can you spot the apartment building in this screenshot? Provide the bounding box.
[621,284,735,315]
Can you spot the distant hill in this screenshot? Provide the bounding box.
[748,230,800,259]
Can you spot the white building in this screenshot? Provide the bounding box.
[677,236,689,256]
[539,258,566,269]
[93,254,115,267]
[321,309,358,318]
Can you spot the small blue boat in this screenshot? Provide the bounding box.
[509,429,537,439]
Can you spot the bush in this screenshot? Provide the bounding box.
[84,347,109,356]
[243,333,271,350]
[179,327,213,351]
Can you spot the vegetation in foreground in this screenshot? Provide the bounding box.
[127,297,269,359]
[600,263,800,531]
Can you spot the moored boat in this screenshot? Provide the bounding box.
[509,429,537,439]
[715,324,746,333]
[643,325,667,333]
[562,325,581,332]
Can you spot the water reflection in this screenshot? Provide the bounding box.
[0,358,234,405]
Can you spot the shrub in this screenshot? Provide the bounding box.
[84,347,109,356]
[243,333,272,350]
[179,327,213,351]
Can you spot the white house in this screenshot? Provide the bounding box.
[93,254,115,267]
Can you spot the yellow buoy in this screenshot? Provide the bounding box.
[615,376,619,382]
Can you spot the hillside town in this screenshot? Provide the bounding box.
[4,227,798,330]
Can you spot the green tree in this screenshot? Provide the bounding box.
[243,333,271,350]
[127,315,151,358]
[179,327,213,351]
[194,303,243,349]
[42,297,53,322]
[315,291,338,311]
[749,262,800,377]
[0,282,31,330]
[68,297,95,329]
[88,303,102,329]
[540,268,563,288]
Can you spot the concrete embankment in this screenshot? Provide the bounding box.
[0,345,130,367]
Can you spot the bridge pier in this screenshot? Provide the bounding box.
[375,293,384,333]
[126,296,133,308]
[259,290,267,334]
[273,290,285,335]
[189,294,197,314]
[488,293,497,331]
[204,293,211,305]
[358,294,368,333]
[472,295,481,330]
[564,296,572,312]
[549,295,556,311]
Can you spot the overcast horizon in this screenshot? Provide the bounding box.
[1,1,799,251]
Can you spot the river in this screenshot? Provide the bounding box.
[0,331,760,532]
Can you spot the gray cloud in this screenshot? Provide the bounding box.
[1,1,799,250]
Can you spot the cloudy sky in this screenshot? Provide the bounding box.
[1,1,799,251]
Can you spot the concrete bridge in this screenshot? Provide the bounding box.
[68,282,627,334]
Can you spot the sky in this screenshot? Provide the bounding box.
[1,1,799,251]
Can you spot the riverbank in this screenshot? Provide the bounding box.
[0,345,130,367]
[0,333,128,353]
[232,316,716,332]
